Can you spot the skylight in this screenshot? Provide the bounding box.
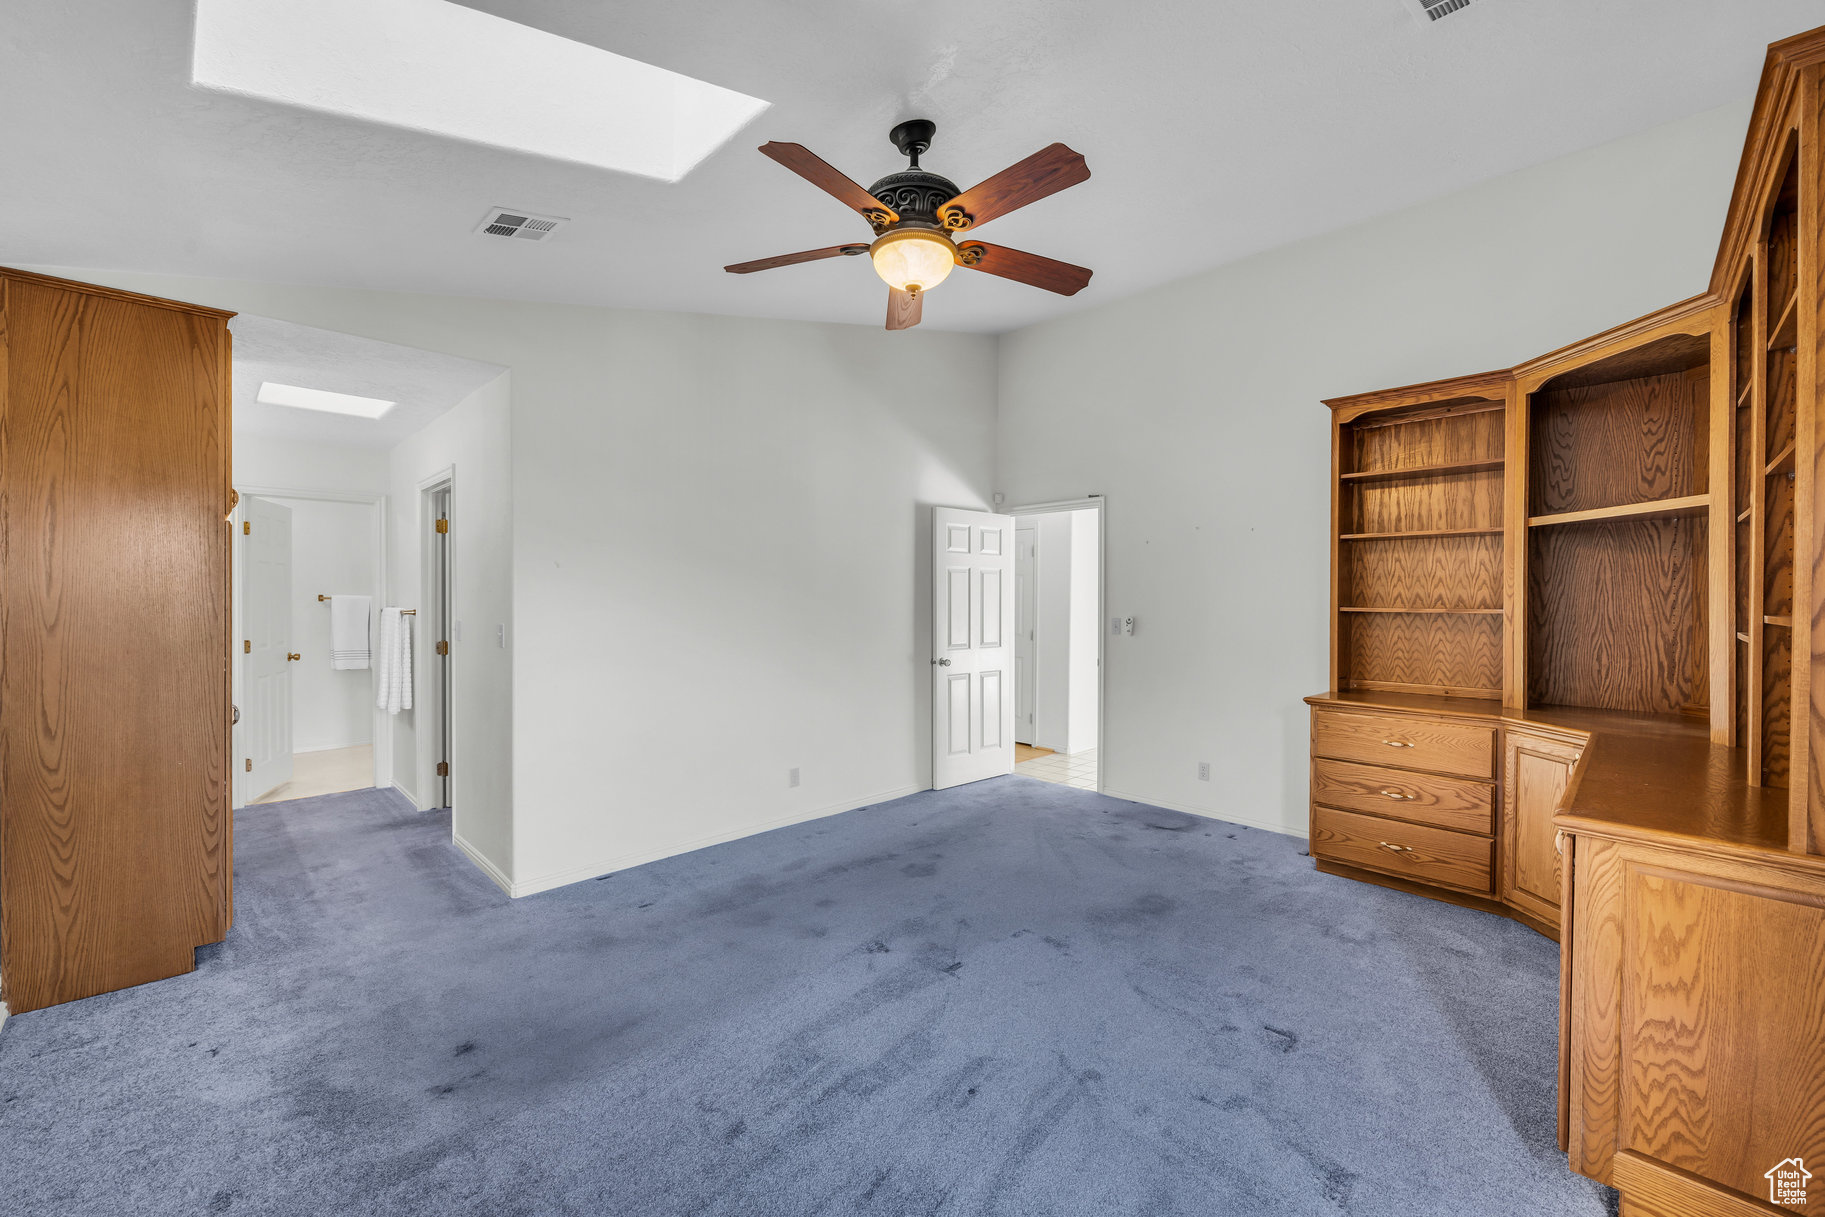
[257,382,396,420]
[191,0,770,182]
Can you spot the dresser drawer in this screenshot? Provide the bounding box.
[1311,805,1494,894]
[1311,757,1494,835]
[1311,708,1495,779]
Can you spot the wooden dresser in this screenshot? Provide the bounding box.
[1309,28,1825,1217]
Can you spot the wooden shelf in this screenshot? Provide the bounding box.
[1738,506,1753,524]
[1766,440,1796,476]
[1526,494,1710,528]
[1765,615,1793,628]
[1738,631,1752,643]
[1768,288,1799,351]
[1738,377,1754,406]
[1339,459,1504,483]
[1338,527,1503,541]
[1338,606,1503,615]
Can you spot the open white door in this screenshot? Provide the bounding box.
[243,496,294,802]
[932,506,1016,789]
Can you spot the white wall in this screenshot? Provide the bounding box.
[1066,508,1100,756]
[267,496,378,752]
[994,99,1754,836]
[386,371,514,888]
[507,312,995,893]
[235,433,389,498]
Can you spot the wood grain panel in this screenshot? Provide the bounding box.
[1348,468,1503,535]
[1569,836,1625,1182]
[1769,346,1798,467]
[1765,622,1793,789]
[1528,518,1706,714]
[1310,707,1495,778]
[1310,805,1493,893]
[1623,868,1825,1207]
[1612,1152,1799,1217]
[0,271,231,1013]
[1310,756,1494,834]
[1502,730,1578,927]
[1529,370,1708,516]
[1349,407,1503,475]
[1766,463,1795,617]
[1342,533,1501,611]
[1340,611,1503,702]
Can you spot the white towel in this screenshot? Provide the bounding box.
[375,607,414,715]
[329,595,372,670]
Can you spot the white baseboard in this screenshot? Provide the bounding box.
[293,741,372,755]
[508,783,925,898]
[453,830,514,897]
[388,781,420,809]
[0,1001,9,1042]
[1099,785,1309,839]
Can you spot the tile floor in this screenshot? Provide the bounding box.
[1014,747,1098,790]
[252,744,375,804]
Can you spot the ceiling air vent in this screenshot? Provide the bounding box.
[474,208,568,242]
[1399,0,1474,23]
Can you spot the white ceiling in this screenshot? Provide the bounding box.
[1,1,1818,333]
[231,315,506,449]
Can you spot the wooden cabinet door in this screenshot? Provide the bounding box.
[1501,728,1580,929]
[0,270,233,1013]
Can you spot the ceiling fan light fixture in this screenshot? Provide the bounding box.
[869,227,956,295]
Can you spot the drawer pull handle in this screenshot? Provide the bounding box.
[1383,739,1414,748]
[1377,841,1413,853]
[1380,788,1415,801]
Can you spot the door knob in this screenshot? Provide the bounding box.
[287,652,301,662]
[931,657,952,666]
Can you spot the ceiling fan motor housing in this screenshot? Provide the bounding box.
[872,118,957,227]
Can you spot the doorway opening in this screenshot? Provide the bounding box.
[237,490,385,805]
[1010,500,1103,791]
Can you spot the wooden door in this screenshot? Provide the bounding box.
[242,496,294,802]
[0,270,233,1013]
[931,507,1016,789]
[1501,728,1578,929]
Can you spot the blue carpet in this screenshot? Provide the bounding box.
[0,777,1610,1216]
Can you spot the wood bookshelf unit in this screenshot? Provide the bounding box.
[1309,25,1825,1217]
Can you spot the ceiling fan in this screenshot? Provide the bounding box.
[724,120,1093,330]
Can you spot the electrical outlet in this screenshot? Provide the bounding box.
[788,767,801,788]
[1198,761,1210,782]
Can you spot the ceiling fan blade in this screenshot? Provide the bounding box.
[724,244,869,274]
[955,241,1092,296]
[937,143,1089,232]
[759,142,899,230]
[886,288,923,330]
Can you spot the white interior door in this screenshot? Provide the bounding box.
[932,506,1016,789]
[1015,524,1037,745]
[243,496,294,801]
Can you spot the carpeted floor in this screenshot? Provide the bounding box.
[0,778,1612,1216]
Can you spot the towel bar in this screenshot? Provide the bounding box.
[317,594,414,614]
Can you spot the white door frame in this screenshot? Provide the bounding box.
[414,466,456,812]
[1005,496,1105,793]
[231,483,389,808]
